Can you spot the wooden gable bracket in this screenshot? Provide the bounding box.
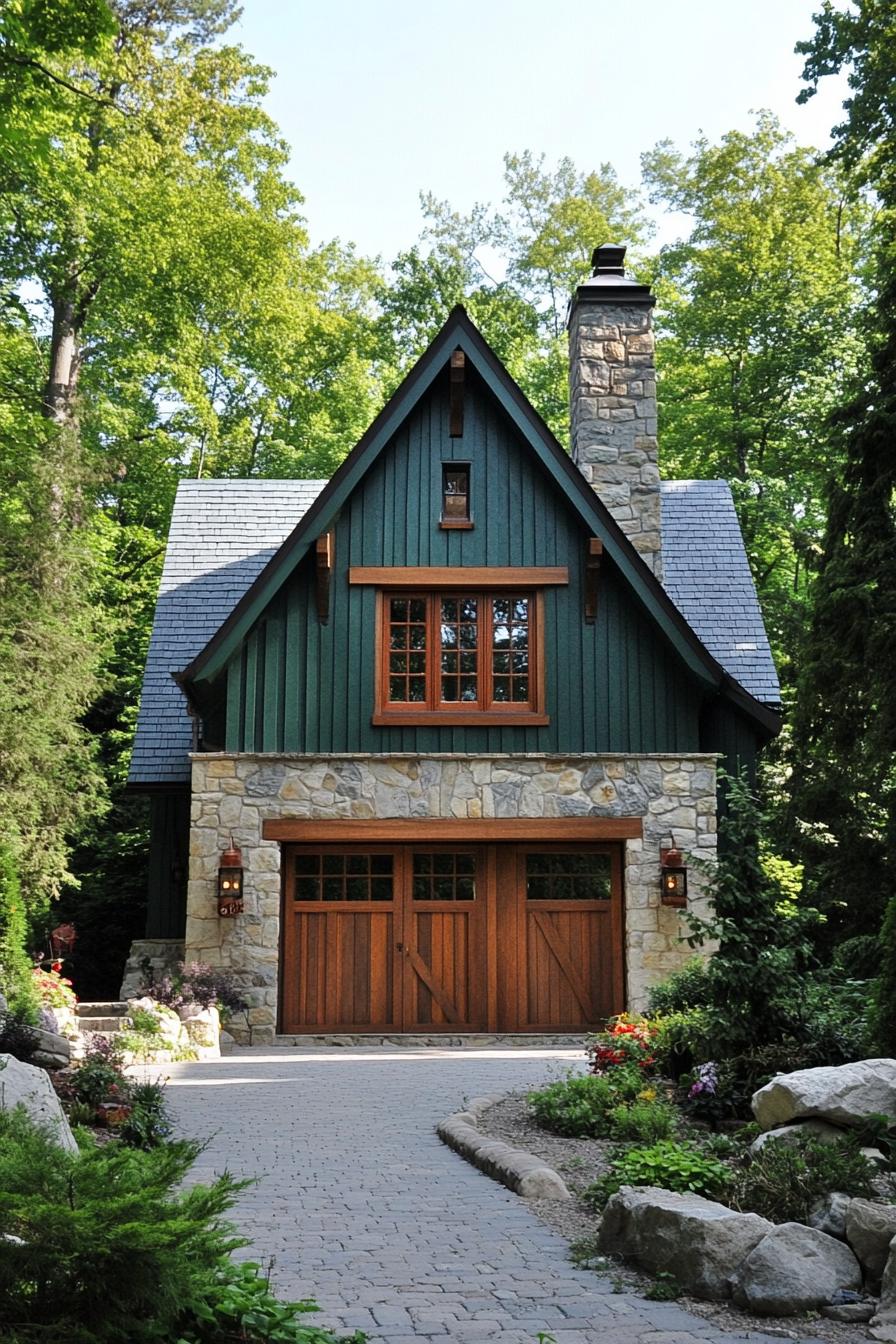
[315,530,334,624]
[449,349,465,437]
[585,537,603,623]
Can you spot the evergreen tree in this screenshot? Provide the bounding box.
[789,2,896,951]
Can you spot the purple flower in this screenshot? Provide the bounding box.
[688,1061,719,1099]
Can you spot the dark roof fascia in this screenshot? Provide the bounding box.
[719,675,782,740]
[124,780,191,796]
[179,306,778,736]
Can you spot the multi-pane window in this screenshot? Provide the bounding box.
[525,852,612,901]
[412,852,476,901]
[381,591,539,716]
[293,853,394,902]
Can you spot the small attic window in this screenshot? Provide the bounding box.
[441,463,472,529]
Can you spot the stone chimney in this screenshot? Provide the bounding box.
[568,243,661,578]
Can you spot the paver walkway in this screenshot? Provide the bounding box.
[162,1046,827,1344]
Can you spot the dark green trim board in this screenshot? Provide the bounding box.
[177,307,778,740]
[144,792,189,939]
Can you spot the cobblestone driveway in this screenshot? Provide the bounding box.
[163,1046,825,1344]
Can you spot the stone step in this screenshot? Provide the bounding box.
[274,1033,586,1049]
[76,1002,129,1017]
[76,1016,127,1034]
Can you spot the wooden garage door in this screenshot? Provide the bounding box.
[280,842,623,1033]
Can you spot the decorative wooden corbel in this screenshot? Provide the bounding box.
[449,349,465,437]
[585,537,603,623]
[315,531,334,624]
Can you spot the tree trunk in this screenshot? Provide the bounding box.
[43,289,82,426]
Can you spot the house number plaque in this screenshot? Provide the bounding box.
[217,896,243,918]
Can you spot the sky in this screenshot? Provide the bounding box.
[232,0,849,260]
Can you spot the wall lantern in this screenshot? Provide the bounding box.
[660,845,688,907]
[217,840,244,917]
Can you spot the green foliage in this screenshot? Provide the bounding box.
[177,1257,365,1343]
[528,1069,645,1139]
[0,1107,359,1344]
[651,1010,713,1080]
[69,1055,127,1107]
[605,1098,677,1144]
[119,1082,174,1150]
[644,1273,681,1302]
[728,1133,877,1224]
[0,844,37,1017]
[0,1107,246,1344]
[643,111,868,668]
[788,2,896,954]
[585,1140,731,1208]
[646,958,713,1015]
[873,893,896,1054]
[686,771,816,1053]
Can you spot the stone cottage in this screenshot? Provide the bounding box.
[127,245,780,1043]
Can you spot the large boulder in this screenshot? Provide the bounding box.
[181,1005,220,1059]
[731,1221,862,1316]
[598,1185,772,1300]
[752,1059,896,1131]
[0,1054,78,1153]
[808,1191,853,1240]
[871,1234,896,1341]
[846,1201,896,1286]
[750,1118,848,1154]
[31,1028,71,1070]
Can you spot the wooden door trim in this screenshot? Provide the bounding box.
[265,817,642,842]
[403,945,462,1023]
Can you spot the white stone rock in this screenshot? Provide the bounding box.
[731,1222,862,1316]
[845,1200,896,1284]
[598,1185,772,1300]
[808,1192,853,1240]
[871,1234,896,1338]
[750,1118,850,1154]
[0,1054,78,1152]
[752,1060,896,1130]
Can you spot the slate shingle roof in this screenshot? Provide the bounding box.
[128,476,780,787]
[660,480,780,708]
[128,479,326,787]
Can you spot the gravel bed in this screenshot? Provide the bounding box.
[476,1093,879,1344]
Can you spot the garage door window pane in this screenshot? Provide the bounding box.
[293,854,394,901]
[525,853,611,901]
[412,852,476,900]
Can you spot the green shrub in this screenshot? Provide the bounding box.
[0,1004,39,1062]
[646,958,713,1015]
[178,1258,365,1343]
[585,1139,732,1208]
[728,1133,878,1223]
[651,1008,713,1079]
[528,1069,643,1138]
[120,1081,174,1149]
[874,892,896,1055]
[0,845,38,1020]
[606,1098,677,1143]
[0,1107,360,1344]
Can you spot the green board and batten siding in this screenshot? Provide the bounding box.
[221,368,706,758]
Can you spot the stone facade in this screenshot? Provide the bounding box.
[187,753,717,1044]
[568,297,662,578]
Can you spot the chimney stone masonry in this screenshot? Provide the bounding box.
[568,243,662,579]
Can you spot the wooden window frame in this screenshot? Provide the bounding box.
[373,589,548,726]
[440,462,473,529]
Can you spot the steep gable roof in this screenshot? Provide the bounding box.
[128,480,325,787]
[176,309,777,726]
[661,481,780,706]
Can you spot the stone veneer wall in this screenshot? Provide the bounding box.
[188,753,717,1043]
[568,300,662,578]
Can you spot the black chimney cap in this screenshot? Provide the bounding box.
[567,241,655,321]
[592,244,626,276]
